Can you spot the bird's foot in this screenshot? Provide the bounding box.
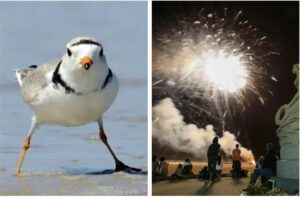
[115,161,142,172]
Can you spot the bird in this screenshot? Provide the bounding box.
[15,36,141,175]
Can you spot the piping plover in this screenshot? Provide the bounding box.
[15,37,141,175]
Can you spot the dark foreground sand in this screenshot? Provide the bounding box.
[153,177,251,195]
[153,161,255,195]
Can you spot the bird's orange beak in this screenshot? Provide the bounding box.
[80,56,93,70]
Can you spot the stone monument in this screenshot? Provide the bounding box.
[274,63,299,193]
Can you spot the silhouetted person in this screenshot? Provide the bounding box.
[198,166,208,180]
[256,156,264,169]
[182,158,193,175]
[172,163,183,179]
[232,144,241,177]
[152,155,159,181]
[246,143,277,188]
[206,137,220,183]
[216,154,223,179]
[157,157,168,179]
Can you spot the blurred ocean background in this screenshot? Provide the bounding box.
[0,1,147,195]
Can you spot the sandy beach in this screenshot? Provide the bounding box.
[153,161,255,195]
[153,177,252,195]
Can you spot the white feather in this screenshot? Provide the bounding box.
[15,69,23,87]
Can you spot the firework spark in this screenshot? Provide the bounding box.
[195,50,247,92]
[153,8,279,120]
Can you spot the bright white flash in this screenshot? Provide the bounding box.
[204,54,248,92]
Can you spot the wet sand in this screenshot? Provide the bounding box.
[1,171,147,195]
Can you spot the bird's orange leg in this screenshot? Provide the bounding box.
[15,120,38,176]
[15,136,31,176]
[99,127,129,171]
[97,119,141,172]
[99,127,118,162]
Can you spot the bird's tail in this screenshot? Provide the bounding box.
[15,65,38,87]
[15,69,24,87]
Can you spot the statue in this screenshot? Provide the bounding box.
[275,64,299,148]
[274,64,299,193]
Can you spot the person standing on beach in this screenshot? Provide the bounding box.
[232,144,241,178]
[206,137,220,183]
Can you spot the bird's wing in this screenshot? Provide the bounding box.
[16,59,60,105]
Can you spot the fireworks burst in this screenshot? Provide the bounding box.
[153,8,279,122]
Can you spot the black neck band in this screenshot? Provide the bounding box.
[101,68,113,90]
[52,61,113,94]
[52,61,79,95]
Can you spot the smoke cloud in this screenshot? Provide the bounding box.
[153,98,254,161]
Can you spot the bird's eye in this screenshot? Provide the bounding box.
[99,48,103,57]
[67,48,72,56]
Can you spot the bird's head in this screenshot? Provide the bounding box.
[59,37,110,92]
[62,37,107,73]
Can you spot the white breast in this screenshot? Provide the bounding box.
[31,75,118,126]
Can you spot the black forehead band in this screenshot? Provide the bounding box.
[71,39,102,47]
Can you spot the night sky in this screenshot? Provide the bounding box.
[152,1,299,159]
